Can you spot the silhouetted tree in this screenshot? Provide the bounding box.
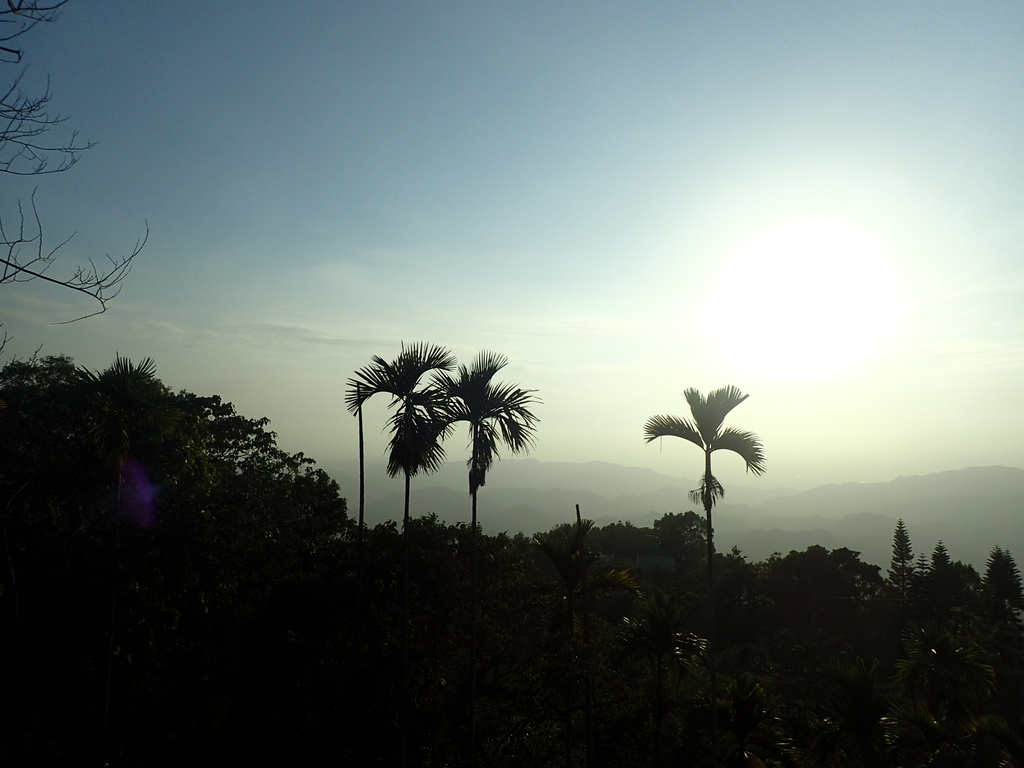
[435,349,539,765]
[896,622,995,723]
[764,546,884,644]
[0,354,349,764]
[813,657,890,768]
[983,546,1023,622]
[79,355,179,470]
[345,341,455,765]
[591,520,658,563]
[890,623,1005,767]
[644,386,766,766]
[914,541,981,621]
[346,342,455,533]
[617,589,705,765]
[888,519,915,601]
[717,673,800,768]
[533,509,640,768]
[652,511,705,575]
[79,354,179,755]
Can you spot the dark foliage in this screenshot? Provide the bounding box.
[2,357,1022,767]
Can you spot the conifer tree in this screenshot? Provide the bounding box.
[915,541,982,619]
[888,519,915,600]
[931,541,951,571]
[984,546,1024,619]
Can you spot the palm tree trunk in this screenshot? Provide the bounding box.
[357,390,365,554]
[565,645,574,768]
[566,572,575,768]
[2,524,18,624]
[356,395,366,613]
[468,481,477,765]
[654,654,664,767]
[3,480,29,625]
[103,467,123,763]
[403,469,411,767]
[578,504,593,768]
[704,449,718,768]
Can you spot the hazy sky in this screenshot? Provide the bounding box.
[5,1,1024,491]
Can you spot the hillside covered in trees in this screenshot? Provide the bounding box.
[2,355,1023,767]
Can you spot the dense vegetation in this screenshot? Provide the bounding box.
[2,355,1023,767]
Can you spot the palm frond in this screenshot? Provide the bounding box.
[438,350,539,493]
[381,383,452,478]
[689,473,724,508]
[347,343,457,478]
[712,426,767,475]
[884,699,945,752]
[533,528,592,592]
[818,657,889,740]
[345,341,456,413]
[345,354,399,411]
[586,567,641,596]
[896,622,995,713]
[80,354,178,467]
[617,589,705,671]
[394,341,457,380]
[643,414,703,448]
[383,414,448,478]
[466,349,508,380]
[684,385,749,444]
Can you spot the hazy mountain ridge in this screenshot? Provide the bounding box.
[320,459,1024,570]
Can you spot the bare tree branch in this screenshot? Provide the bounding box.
[1,2,88,175]
[1,2,71,51]
[0,1,147,324]
[1,190,148,322]
[1,71,94,174]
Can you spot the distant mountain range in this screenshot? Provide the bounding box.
[319,459,1024,571]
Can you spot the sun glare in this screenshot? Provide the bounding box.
[705,216,902,378]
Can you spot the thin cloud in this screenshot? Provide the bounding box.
[241,323,390,350]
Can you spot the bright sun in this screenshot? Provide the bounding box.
[705,216,903,378]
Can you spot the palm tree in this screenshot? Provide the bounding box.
[534,507,640,768]
[643,385,765,766]
[617,589,706,765]
[435,350,539,544]
[434,350,539,765]
[345,341,456,532]
[717,673,800,768]
[79,354,178,748]
[814,657,890,768]
[80,354,178,471]
[344,341,456,765]
[895,622,995,724]
[885,622,1005,767]
[885,699,1011,768]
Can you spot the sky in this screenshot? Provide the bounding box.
[4,1,1024,492]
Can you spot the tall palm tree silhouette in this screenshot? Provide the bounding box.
[534,508,640,768]
[80,354,178,746]
[345,341,456,765]
[643,385,765,766]
[617,589,705,764]
[346,342,456,533]
[435,350,538,765]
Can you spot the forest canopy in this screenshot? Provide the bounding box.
[1,354,1022,767]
